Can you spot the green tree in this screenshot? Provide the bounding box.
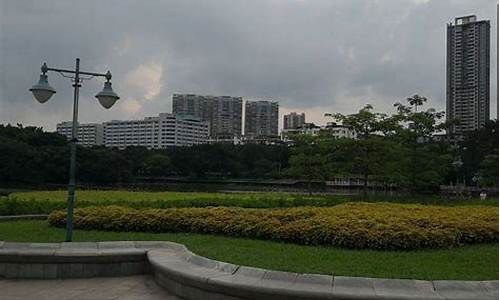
[0,124,68,186]
[460,120,499,185]
[407,94,427,112]
[478,154,499,187]
[142,154,172,177]
[332,136,401,194]
[391,95,451,192]
[329,105,396,195]
[332,104,386,139]
[78,147,131,184]
[121,146,151,177]
[288,135,329,195]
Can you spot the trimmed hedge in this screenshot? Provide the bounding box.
[48,202,498,250]
[4,190,498,215]
[0,191,346,215]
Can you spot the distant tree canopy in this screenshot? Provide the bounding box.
[0,99,497,193]
[460,119,499,186]
[289,96,497,193]
[0,124,290,186]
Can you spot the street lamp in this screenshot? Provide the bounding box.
[30,58,119,242]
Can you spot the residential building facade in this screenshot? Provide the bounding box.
[103,113,209,149]
[244,100,279,137]
[281,123,321,139]
[56,122,104,147]
[446,15,490,136]
[283,112,306,129]
[324,122,358,139]
[172,94,242,138]
[281,122,356,140]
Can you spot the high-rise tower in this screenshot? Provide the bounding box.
[244,100,279,137]
[172,94,243,138]
[446,15,490,137]
[283,112,306,130]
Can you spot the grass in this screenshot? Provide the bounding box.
[1,190,497,215]
[0,220,497,281]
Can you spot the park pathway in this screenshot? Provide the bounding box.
[0,275,181,300]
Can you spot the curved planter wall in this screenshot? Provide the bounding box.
[0,241,497,300]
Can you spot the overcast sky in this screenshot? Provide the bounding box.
[0,0,497,131]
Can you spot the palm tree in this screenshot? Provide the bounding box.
[407,94,427,112]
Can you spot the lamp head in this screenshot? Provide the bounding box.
[29,73,56,103]
[95,81,119,109]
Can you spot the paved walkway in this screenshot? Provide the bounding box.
[0,275,181,300]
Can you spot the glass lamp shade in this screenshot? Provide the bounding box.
[95,81,119,109]
[29,74,56,103]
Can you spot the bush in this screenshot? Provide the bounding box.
[4,190,498,215]
[0,191,345,215]
[48,202,498,250]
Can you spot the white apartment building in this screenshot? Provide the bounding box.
[56,122,104,147]
[281,125,321,138]
[324,122,357,139]
[103,113,209,149]
[281,122,357,140]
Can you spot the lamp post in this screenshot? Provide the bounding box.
[30,58,119,242]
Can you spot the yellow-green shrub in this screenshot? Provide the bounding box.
[48,202,498,250]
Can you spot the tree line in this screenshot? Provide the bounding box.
[0,124,289,186]
[0,95,497,193]
[289,95,498,194]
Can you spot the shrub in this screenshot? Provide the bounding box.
[48,202,498,250]
[4,190,498,215]
[1,191,345,215]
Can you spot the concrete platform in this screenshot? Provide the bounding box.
[0,275,181,300]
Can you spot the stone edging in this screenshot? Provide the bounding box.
[0,241,497,300]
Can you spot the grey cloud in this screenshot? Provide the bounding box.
[0,0,497,130]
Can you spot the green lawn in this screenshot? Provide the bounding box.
[0,220,497,281]
[2,190,497,215]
